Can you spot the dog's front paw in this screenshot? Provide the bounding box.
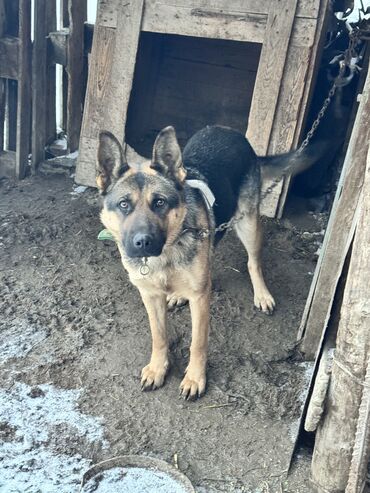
[254,290,275,315]
[179,370,206,400]
[141,361,168,391]
[167,294,188,310]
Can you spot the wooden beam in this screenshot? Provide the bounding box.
[32,0,48,172]
[274,0,331,218]
[0,36,19,79]
[48,29,68,66]
[0,0,5,152]
[299,65,370,359]
[6,79,17,151]
[45,0,56,145]
[246,0,298,156]
[66,0,87,152]
[0,149,15,177]
[76,0,144,186]
[311,140,370,493]
[15,0,31,179]
[0,79,5,150]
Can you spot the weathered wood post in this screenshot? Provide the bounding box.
[310,109,370,490]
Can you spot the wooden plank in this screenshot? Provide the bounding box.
[311,141,370,493]
[15,0,31,179]
[142,2,316,46]
[0,0,5,35]
[32,0,48,172]
[275,0,330,218]
[0,149,16,177]
[0,36,19,79]
[45,0,56,145]
[142,2,267,44]
[48,29,68,66]
[66,0,87,151]
[156,0,320,19]
[246,0,298,156]
[6,79,17,151]
[0,79,5,150]
[76,0,145,186]
[0,0,5,151]
[299,65,370,359]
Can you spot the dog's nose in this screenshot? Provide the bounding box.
[133,233,152,250]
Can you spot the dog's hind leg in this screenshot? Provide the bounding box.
[234,210,275,314]
[140,292,169,390]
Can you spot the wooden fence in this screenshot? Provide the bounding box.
[0,0,93,179]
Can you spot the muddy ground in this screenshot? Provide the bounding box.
[0,173,327,492]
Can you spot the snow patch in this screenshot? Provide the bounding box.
[81,466,189,493]
[0,321,48,364]
[0,382,107,493]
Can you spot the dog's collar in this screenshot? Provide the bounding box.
[186,179,215,209]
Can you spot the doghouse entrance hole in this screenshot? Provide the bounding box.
[126,32,262,157]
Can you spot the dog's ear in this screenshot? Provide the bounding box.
[97,131,129,193]
[151,126,186,183]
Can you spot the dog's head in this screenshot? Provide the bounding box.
[97,126,187,258]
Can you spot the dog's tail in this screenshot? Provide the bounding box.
[258,142,326,180]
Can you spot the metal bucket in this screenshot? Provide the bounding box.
[80,455,195,493]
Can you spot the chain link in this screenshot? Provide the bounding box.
[209,29,363,235]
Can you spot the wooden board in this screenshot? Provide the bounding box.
[6,79,17,151]
[0,149,16,177]
[246,0,298,155]
[274,0,330,218]
[16,0,31,179]
[76,0,144,186]
[32,0,48,172]
[45,0,56,145]
[155,0,320,19]
[311,141,370,492]
[0,36,19,78]
[66,0,87,152]
[142,1,316,47]
[299,65,370,359]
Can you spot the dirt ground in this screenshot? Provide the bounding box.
[0,173,328,492]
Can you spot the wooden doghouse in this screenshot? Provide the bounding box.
[75,0,330,218]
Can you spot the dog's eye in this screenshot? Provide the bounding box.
[154,198,166,208]
[119,200,129,210]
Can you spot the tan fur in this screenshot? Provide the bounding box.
[234,207,275,314]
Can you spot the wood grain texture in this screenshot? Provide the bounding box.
[32,0,48,171]
[151,0,320,19]
[45,0,56,145]
[142,2,267,44]
[311,140,370,492]
[0,149,16,177]
[247,0,298,156]
[300,66,370,359]
[76,0,144,186]
[66,0,87,151]
[6,79,17,151]
[0,36,19,78]
[0,78,5,150]
[16,0,31,179]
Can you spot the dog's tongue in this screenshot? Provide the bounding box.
[97,229,115,242]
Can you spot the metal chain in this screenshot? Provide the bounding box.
[211,29,362,235]
[214,76,338,233]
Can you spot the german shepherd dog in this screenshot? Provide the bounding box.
[96,125,315,400]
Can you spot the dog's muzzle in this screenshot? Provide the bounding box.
[125,232,165,258]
